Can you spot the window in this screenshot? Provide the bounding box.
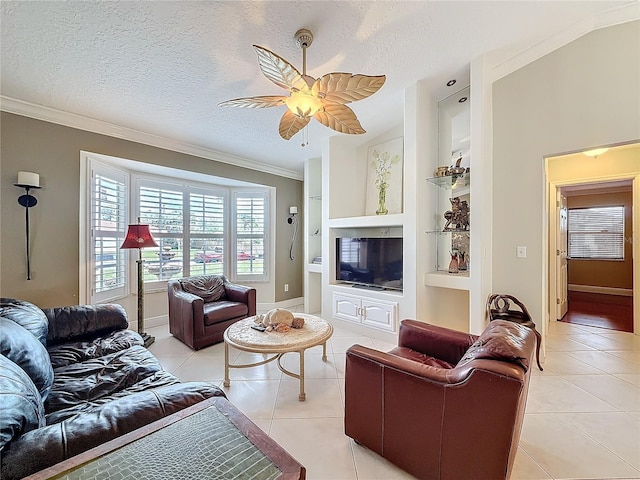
[139,181,185,283]
[233,191,267,280]
[568,206,624,259]
[134,177,269,285]
[189,191,226,277]
[89,162,128,302]
[84,154,271,303]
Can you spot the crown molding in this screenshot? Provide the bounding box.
[0,96,303,181]
[488,2,639,82]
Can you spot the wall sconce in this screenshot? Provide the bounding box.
[14,172,41,280]
[120,220,158,347]
[288,206,298,260]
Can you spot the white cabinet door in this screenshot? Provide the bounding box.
[333,292,398,332]
[361,299,397,332]
[333,293,361,323]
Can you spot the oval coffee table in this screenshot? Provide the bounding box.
[223,314,333,401]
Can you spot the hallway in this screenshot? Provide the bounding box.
[561,291,633,333]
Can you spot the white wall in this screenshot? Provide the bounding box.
[492,21,640,333]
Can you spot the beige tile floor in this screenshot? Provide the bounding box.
[148,315,640,480]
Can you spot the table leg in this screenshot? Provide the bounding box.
[223,341,230,387]
[298,350,306,401]
[322,342,328,362]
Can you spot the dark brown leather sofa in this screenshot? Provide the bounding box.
[0,298,225,480]
[168,275,256,350]
[345,319,536,480]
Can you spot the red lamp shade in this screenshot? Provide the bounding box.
[120,223,158,249]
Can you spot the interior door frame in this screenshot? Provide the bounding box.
[547,174,639,336]
[556,191,568,320]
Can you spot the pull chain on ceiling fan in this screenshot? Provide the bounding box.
[218,28,386,143]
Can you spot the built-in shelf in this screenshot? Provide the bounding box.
[423,271,470,290]
[426,172,470,189]
[307,263,322,273]
[328,213,405,229]
[425,230,471,235]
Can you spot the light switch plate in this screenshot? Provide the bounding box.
[517,246,527,258]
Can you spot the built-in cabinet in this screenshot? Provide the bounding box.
[332,292,398,333]
[306,78,474,338]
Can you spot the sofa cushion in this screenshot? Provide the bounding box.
[180,275,227,303]
[0,318,54,400]
[47,328,143,369]
[456,320,530,372]
[44,304,129,346]
[203,301,248,326]
[0,298,48,346]
[0,354,46,448]
[45,345,168,415]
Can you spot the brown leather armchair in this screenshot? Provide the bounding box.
[345,319,535,480]
[168,275,256,350]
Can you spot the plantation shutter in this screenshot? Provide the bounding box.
[234,192,267,278]
[189,192,226,275]
[91,165,128,302]
[138,184,184,283]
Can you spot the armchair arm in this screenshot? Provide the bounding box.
[398,320,477,365]
[43,304,129,346]
[225,283,256,317]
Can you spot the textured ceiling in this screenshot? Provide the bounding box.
[0,1,633,176]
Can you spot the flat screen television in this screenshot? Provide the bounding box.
[335,237,403,291]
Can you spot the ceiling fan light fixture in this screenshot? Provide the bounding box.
[218,27,385,142]
[285,91,323,118]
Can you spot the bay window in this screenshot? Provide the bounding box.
[85,154,270,304]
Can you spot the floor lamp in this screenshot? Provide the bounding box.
[120,220,158,347]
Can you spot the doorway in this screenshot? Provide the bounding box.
[558,181,633,332]
[546,143,639,336]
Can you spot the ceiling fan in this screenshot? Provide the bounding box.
[218,28,386,143]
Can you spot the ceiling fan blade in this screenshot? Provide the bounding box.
[314,103,365,135]
[253,45,309,92]
[218,95,286,109]
[312,73,386,104]
[279,109,311,140]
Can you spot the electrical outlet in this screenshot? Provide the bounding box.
[284,284,289,292]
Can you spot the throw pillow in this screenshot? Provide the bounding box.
[180,275,227,303]
[457,321,530,372]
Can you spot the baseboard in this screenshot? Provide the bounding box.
[257,297,305,313]
[568,284,633,297]
[129,314,169,331]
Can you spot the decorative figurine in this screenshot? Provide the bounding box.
[443,197,470,231]
[458,251,468,271]
[448,251,459,274]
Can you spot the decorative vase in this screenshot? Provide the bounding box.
[458,251,467,271]
[376,183,388,215]
[448,251,459,274]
